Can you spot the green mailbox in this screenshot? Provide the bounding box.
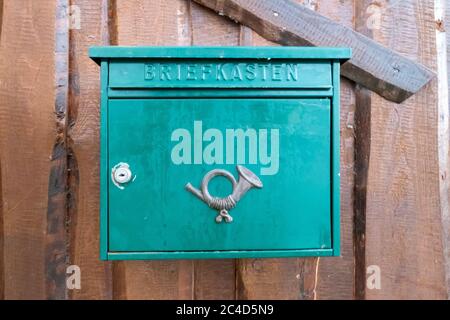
[89,46,351,260]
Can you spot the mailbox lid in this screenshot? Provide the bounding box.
[89,46,351,91]
[107,98,332,252]
[89,46,352,62]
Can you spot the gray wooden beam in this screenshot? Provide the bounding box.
[192,0,436,103]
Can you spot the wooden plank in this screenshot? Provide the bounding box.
[351,0,373,300]
[68,0,113,299]
[191,1,239,45]
[437,0,450,297]
[233,1,355,301]
[192,0,436,103]
[115,0,192,46]
[0,0,3,40]
[190,1,239,299]
[446,0,450,297]
[306,0,356,300]
[238,0,356,301]
[45,0,70,300]
[234,1,323,300]
[353,84,370,300]
[113,261,193,300]
[236,258,319,299]
[364,0,447,299]
[0,0,56,299]
[113,0,194,299]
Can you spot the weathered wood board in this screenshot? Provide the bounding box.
[443,0,450,296]
[0,0,56,299]
[307,0,356,300]
[232,0,355,300]
[69,0,114,300]
[363,0,447,299]
[112,0,195,300]
[192,0,436,103]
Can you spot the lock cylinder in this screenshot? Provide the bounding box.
[111,162,133,189]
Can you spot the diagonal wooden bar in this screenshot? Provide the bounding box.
[192,0,436,103]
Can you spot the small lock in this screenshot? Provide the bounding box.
[112,163,133,189]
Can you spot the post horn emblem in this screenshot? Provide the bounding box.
[185,165,263,223]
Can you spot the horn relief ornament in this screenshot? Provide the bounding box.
[185,165,263,223]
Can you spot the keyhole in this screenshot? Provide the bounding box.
[113,164,132,185]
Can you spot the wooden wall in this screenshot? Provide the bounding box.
[0,0,448,299]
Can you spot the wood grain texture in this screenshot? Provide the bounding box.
[233,1,320,300]
[0,0,3,40]
[192,0,436,103]
[68,0,113,299]
[447,0,450,297]
[236,258,319,299]
[364,0,447,299]
[352,85,370,300]
[116,0,192,46]
[351,0,373,300]
[45,0,70,300]
[191,1,239,45]
[234,1,356,301]
[304,0,356,300]
[113,261,193,300]
[190,2,239,299]
[113,0,194,299]
[437,0,450,297]
[0,0,56,299]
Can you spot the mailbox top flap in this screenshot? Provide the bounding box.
[90,46,351,95]
[89,46,351,65]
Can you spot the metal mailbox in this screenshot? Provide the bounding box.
[89,46,351,260]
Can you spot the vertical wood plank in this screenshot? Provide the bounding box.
[234,1,315,300]
[191,1,239,45]
[364,0,447,299]
[235,0,355,300]
[0,0,56,299]
[306,0,356,300]
[351,0,373,300]
[45,0,70,300]
[190,1,239,300]
[446,0,450,297]
[0,0,3,40]
[69,0,113,299]
[352,85,370,300]
[113,0,194,300]
[236,258,320,300]
[236,18,315,301]
[115,0,192,46]
[437,0,450,297]
[317,75,355,300]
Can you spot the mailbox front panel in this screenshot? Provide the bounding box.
[108,99,331,252]
[89,46,351,260]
